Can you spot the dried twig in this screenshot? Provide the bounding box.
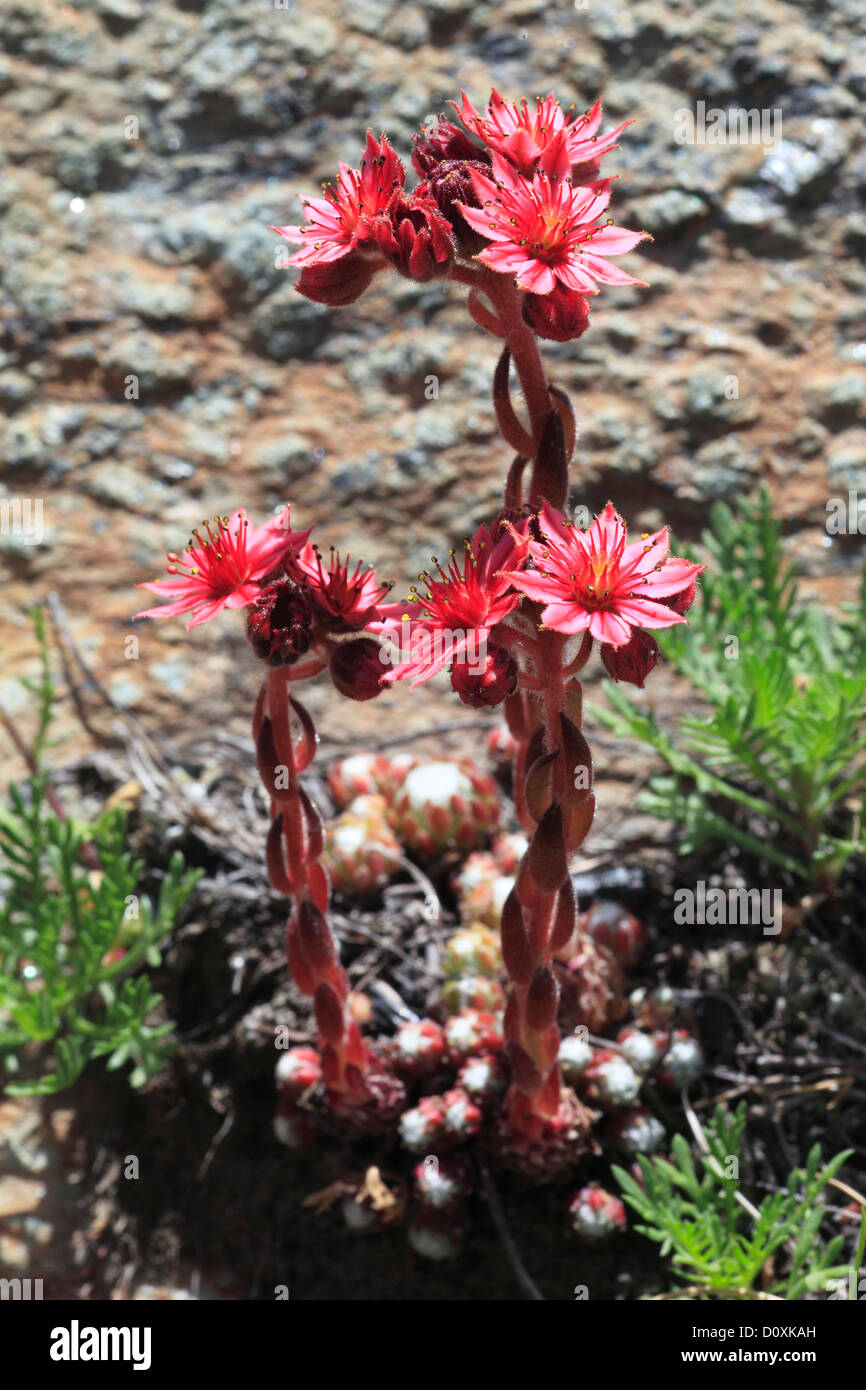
[318,719,494,764]
[477,1155,544,1301]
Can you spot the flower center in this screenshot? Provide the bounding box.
[168,516,249,595]
[575,556,616,609]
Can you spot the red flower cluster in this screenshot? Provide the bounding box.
[133,88,704,1175]
[136,496,702,701]
[503,501,703,674]
[457,162,645,297]
[135,507,308,629]
[368,496,702,703]
[376,521,530,698]
[269,89,648,340]
[270,131,455,300]
[136,505,395,700]
[372,503,701,697]
[452,90,629,178]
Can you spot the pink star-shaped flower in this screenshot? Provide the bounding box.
[457,154,648,296]
[136,507,309,629]
[501,502,703,646]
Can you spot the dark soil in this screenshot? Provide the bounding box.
[39,746,866,1302]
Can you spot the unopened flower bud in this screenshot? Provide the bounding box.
[450,643,517,708]
[295,251,378,306]
[660,557,700,615]
[411,121,482,177]
[421,159,493,256]
[522,285,590,343]
[600,629,660,688]
[246,581,313,666]
[374,192,455,281]
[329,638,389,701]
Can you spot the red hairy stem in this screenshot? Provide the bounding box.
[504,454,529,508]
[450,266,574,503]
[548,384,577,459]
[447,262,485,290]
[481,273,554,458]
[258,667,375,1105]
[468,289,507,338]
[560,631,593,679]
[493,348,535,457]
[501,614,599,1134]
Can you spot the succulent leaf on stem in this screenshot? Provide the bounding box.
[258,666,386,1114]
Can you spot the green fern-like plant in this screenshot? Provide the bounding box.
[612,1103,854,1299]
[593,490,866,888]
[0,609,201,1095]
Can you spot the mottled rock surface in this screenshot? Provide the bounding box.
[0,0,864,773]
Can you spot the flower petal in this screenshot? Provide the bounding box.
[516,262,557,294]
[504,570,568,603]
[615,598,688,629]
[584,225,648,256]
[588,609,633,645]
[580,252,647,286]
[540,603,592,635]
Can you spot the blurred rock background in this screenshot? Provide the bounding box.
[0,0,864,774]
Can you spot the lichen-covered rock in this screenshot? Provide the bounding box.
[444,1009,503,1064]
[657,1030,704,1089]
[443,924,503,979]
[568,1184,627,1242]
[580,1049,642,1111]
[390,1019,447,1078]
[390,760,500,858]
[412,1155,472,1212]
[322,798,401,897]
